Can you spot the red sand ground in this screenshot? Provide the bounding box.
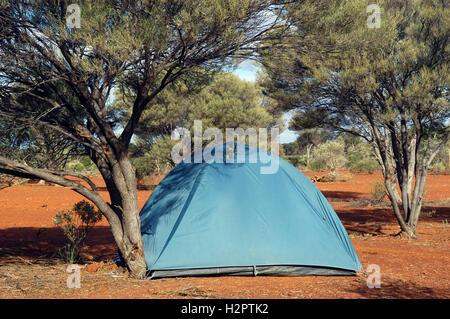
[0,171,449,299]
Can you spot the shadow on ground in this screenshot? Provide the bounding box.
[337,206,450,236]
[0,226,116,260]
[348,278,450,298]
[321,191,364,201]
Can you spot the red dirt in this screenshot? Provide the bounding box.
[0,171,449,299]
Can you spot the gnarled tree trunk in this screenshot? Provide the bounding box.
[0,151,148,278]
[92,151,147,278]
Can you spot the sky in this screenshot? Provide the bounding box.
[232,61,299,144]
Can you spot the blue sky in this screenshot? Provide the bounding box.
[232,60,259,82]
[232,61,298,144]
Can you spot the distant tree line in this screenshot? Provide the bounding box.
[283,133,449,175]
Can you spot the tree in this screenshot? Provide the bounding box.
[0,0,280,277]
[111,68,215,149]
[311,138,348,171]
[187,72,278,132]
[115,71,280,176]
[289,112,334,166]
[259,0,449,238]
[115,71,279,151]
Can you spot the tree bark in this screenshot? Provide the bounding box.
[94,153,147,279]
[371,125,417,238]
[305,143,312,167]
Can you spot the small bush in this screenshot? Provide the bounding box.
[132,136,176,181]
[308,159,327,171]
[345,140,379,173]
[79,156,94,169]
[53,201,102,264]
[311,139,348,170]
[348,158,379,174]
[297,155,308,167]
[370,181,386,203]
[285,155,307,168]
[72,162,85,171]
[285,157,297,167]
[429,161,449,175]
[133,156,154,181]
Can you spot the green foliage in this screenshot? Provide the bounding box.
[67,156,96,173]
[117,72,281,178]
[310,139,347,170]
[72,163,85,172]
[370,181,387,204]
[348,158,378,174]
[132,157,154,182]
[0,120,82,171]
[284,134,381,173]
[68,160,89,172]
[115,72,279,143]
[285,155,307,168]
[346,141,379,174]
[53,201,102,264]
[79,156,94,169]
[283,142,301,156]
[308,159,327,172]
[429,161,449,175]
[187,73,277,131]
[285,127,334,156]
[427,140,449,174]
[133,136,177,180]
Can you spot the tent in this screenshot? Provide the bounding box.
[140,143,362,278]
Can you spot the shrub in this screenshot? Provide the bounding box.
[311,139,347,170]
[426,139,449,174]
[370,181,386,203]
[72,162,85,171]
[348,158,379,174]
[285,155,307,168]
[133,136,175,181]
[429,161,449,174]
[133,156,155,182]
[53,201,102,264]
[79,156,94,169]
[334,171,353,182]
[296,155,308,167]
[285,157,296,166]
[308,159,327,171]
[345,140,379,173]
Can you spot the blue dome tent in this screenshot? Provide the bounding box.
[139,143,362,278]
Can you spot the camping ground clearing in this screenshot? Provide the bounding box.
[0,171,449,298]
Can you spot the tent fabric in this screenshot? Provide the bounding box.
[150,265,357,279]
[139,143,362,277]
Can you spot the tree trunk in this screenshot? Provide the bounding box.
[306,144,313,167]
[447,142,450,168]
[0,152,148,277]
[94,154,147,279]
[384,176,411,235]
[383,166,428,240]
[397,225,417,239]
[115,213,147,278]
